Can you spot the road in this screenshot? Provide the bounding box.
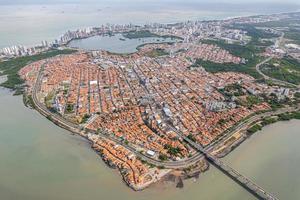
[31,57,300,199]
[32,62,205,169]
[256,56,298,87]
[32,61,299,170]
[181,134,279,200]
[255,33,299,88]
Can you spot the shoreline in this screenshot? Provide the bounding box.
[1,9,300,51]
[7,83,300,191]
[26,76,300,191]
[3,46,300,191]
[66,33,182,55]
[212,108,300,159]
[1,11,299,189]
[2,10,300,59]
[19,65,211,191]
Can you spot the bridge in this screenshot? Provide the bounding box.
[182,135,279,200]
[34,61,280,199]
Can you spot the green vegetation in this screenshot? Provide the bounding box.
[245,95,262,107]
[253,18,300,44]
[254,19,300,28]
[148,163,156,168]
[158,154,168,161]
[263,93,284,110]
[247,111,300,136]
[201,39,258,58]
[123,30,183,40]
[195,39,262,78]
[246,124,262,136]
[124,140,129,145]
[46,115,52,121]
[228,24,278,46]
[261,57,300,85]
[217,118,228,125]
[123,30,160,39]
[277,112,300,121]
[65,103,75,114]
[164,144,182,156]
[187,134,196,142]
[225,83,244,94]
[295,92,300,99]
[284,29,300,45]
[95,128,101,135]
[234,94,263,108]
[191,58,260,78]
[261,117,278,126]
[175,48,187,54]
[144,48,168,57]
[44,91,55,108]
[0,49,77,95]
[61,82,70,95]
[81,113,90,124]
[197,23,280,79]
[218,83,245,98]
[23,94,35,108]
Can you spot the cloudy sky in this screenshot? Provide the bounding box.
[0,0,299,4]
[1,0,297,16]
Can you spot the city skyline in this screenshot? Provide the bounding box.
[1,2,300,199]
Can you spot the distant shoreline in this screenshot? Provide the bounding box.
[1,10,299,50]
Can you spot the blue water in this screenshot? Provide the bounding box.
[0,1,299,48]
[68,33,179,53]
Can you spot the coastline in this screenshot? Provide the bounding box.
[212,107,300,159]
[2,44,299,191]
[26,60,300,190]
[1,84,300,199]
[67,34,182,56]
[1,8,299,51]
[1,10,300,192]
[2,10,300,59]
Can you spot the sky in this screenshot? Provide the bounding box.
[0,0,299,13]
[0,0,299,5]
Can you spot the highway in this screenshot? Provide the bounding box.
[255,33,299,88]
[31,62,205,169]
[255,56,298,87]
[32,60,298,199]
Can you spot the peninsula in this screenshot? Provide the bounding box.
[1,11,300,198]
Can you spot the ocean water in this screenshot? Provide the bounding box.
[1,1,300,199]
[1,87,300,199]
[0,1,299,48]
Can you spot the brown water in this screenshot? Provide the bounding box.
[0,87,300,200]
